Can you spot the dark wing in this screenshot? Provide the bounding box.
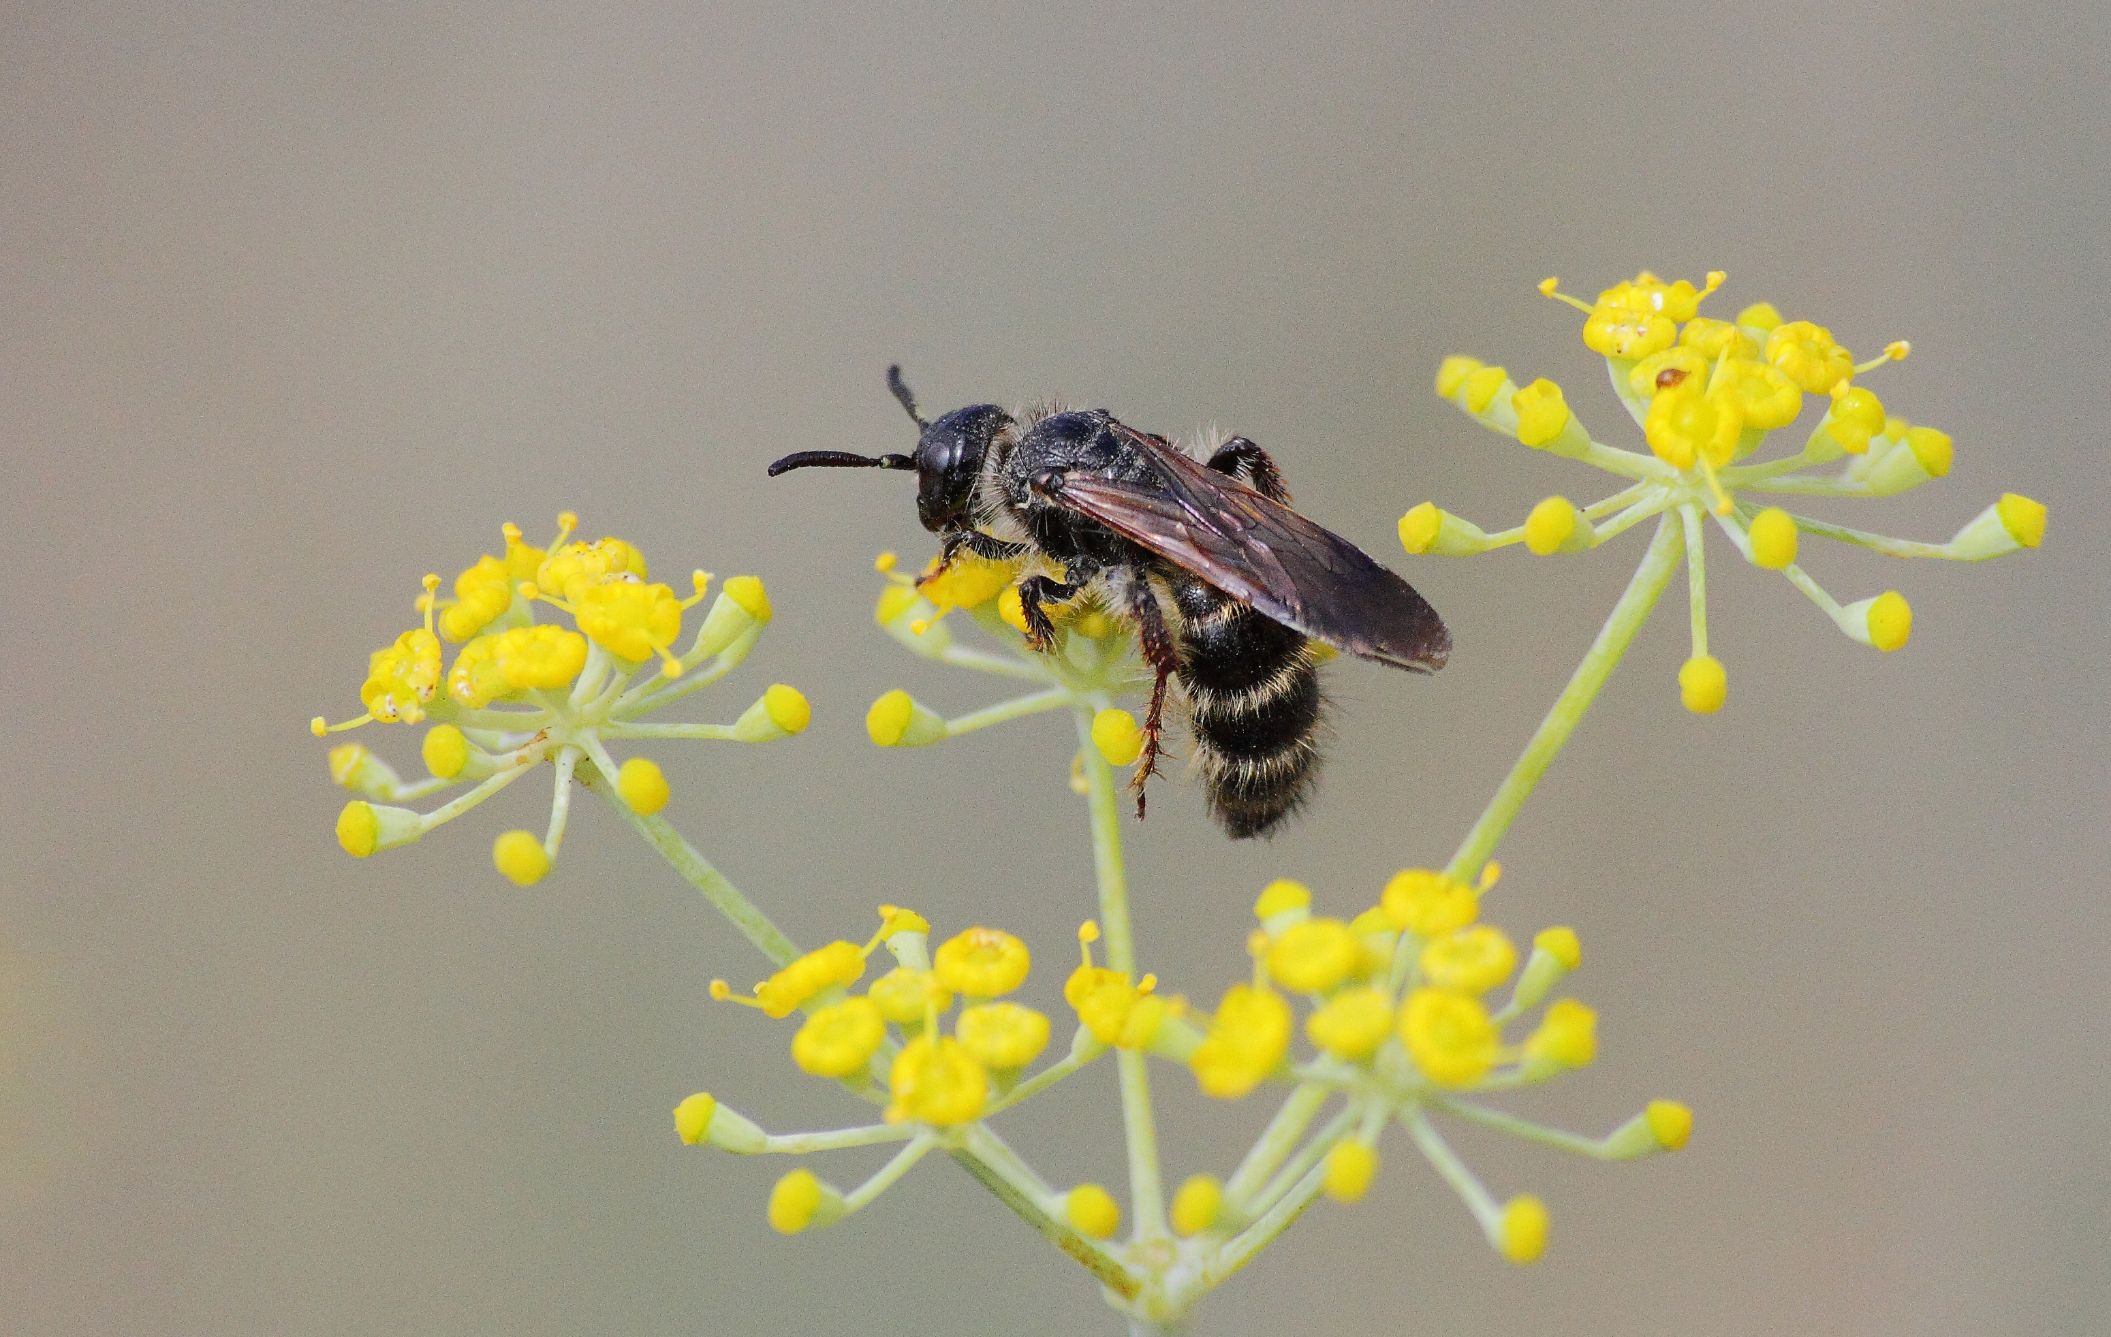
[1049,426,1451,672]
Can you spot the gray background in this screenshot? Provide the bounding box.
[4,2,2106,1334]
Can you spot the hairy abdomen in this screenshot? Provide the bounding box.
[1172,578,1323,839]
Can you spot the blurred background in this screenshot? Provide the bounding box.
[4,2,2106,1333]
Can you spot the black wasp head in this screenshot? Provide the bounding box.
[765,366,1010,533]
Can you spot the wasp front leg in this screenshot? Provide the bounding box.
[1117,571,1179,819]
[921,529,1029,588]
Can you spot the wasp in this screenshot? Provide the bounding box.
[768,368,1450,838]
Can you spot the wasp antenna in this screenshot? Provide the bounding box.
[886,364,928,429]
[767,450,914,477]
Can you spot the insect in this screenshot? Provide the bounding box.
[768,367,1450,838]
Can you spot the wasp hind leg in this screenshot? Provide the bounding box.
[1120,573,1179,819]
[1016,573,1085,653]
[1207,436,1291,504]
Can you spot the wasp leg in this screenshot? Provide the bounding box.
[1121,574,1179,820]
[1017,574,1084,652]
[1206,436,1291,504]
[921,529,1030,587]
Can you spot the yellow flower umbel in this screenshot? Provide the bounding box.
[315,512,804,883]
[680,905,1110,1238]
[1416,272,2044,712]
[1166,873,1688,1267]
[863,548,1152,782]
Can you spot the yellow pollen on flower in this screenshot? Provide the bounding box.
[1304,986,1395,1062]
[1524,496,1583,556]
[868,966,951,1025]
[1323,1142,1379,1203]
[1064,1184,1121,1240]
[327,742,375,786]
[1420,926,1518,995]
[672,1091,717,1146]
[1582,303,1675,359]
[753,941,868,1018]
[886,1033,989,1125]
[1735,301,1783,333]
[1064,929,1155,1048]
[1189,983,1292,1099]
[1510,379,1571,448]
[875,583,922,627]
[1996,493,2048,548]
[874,550,898,573]
[1628,347,1709,400]
[569,578,686,672]
[1381,869,1478,938]
[490,625,589,690]
[876,903,930,939]
[439,553,517,642]
[336,800,381,857]
[914,554,1017,617]
[767,1169,827,1234]
[445,635,507,708]
[933,927,1032,997]
[791,997,888,1078]
[763,684,812,735]
[535,536,648,603]
[1718,359,1803,430]
[1459,364,1510,415]
[721,574,773,624]
[1171,1175,1224,1236]
[1435,354,1485,398]
[1765,320,1854,394]
[1678,655,1728,715]
[492,830,551,887]
[1253,878,1312,922]
[1825,385,1889,454]
[1866,591,1913,652]
[1748,508,1799,570]
[1399,988,1500,1088]
[1646,1099,1694,1150]
[1525,998,1598,1069]
[1534,926,1581,970]
[1905,426,1954,478]
[348,603,446,728]
[1090,708,1145,766]
[956,1001,1052,1069]
[616,756,671,815]
[421,725,471,780]
[1644,382,1742,471]
[1497,1195,1549,1264]
[1678,316,1757,360]
[1266,918,1362,993]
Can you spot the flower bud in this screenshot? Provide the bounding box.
[866,690,948,747]
[1945,493,2047,559]
[733,684,811,742]
[334,800,424,857]
[1603,1099,1695,1158]
[1399,503,1493,556]
[768,1168,845,1234]
[1837,591,1912,652]
[328,743,404,796]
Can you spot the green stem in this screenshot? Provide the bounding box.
[945,686,1074,737]
[1074,709,1169,1241]
[954,1127,1141,1299]
[1444,513,1685,881]
[1222,1083,1328,1209]
[581,756,800,966]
